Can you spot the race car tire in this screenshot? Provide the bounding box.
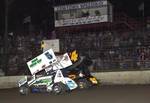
[52,82,68,95]
[19,86,29,95]
[76,78,91,89]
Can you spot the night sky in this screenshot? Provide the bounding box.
[0,0,149,35]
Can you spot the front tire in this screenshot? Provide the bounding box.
[52,82,68,95]
[19,86,29,95]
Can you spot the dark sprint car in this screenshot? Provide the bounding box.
[64,51,99,89]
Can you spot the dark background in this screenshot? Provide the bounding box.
[0,0,149,35]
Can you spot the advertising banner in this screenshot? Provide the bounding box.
[42,39,60,52]
[54,0,107,11]
[55,15,108,27]
[54,0,112,27]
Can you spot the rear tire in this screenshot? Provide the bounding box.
[76,78,90,89]
[52,82,68,95]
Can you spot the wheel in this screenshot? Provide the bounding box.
[76,78,90,89]
[19,86,29,95]
[52,82,68,95]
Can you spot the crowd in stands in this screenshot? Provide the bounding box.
[5,32,43,75]
[1,28,150,75]
[58,29,150,71]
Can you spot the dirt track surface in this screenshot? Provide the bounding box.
[0,85,150,103]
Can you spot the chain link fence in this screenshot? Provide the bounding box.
[1,29,150,75]
[0,33,43,75]
[57,29,150,72]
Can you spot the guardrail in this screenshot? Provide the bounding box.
[0,70,150,89]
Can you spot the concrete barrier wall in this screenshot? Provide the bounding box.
[0,70,150,89]
[92,70,150,85]
[0,76,25,89]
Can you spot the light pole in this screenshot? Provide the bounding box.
[3,0,15,75]
[3,0,9,75]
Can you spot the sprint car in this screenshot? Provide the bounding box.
[18,49,78,95]
[65,50,99,89]
[18,69,78,95]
